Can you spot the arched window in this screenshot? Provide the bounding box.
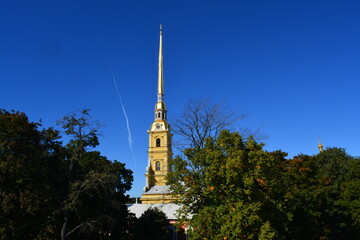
[156,138,161,147]
[158,112,161,118]
[156,161,160,171]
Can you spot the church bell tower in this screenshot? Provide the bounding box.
[141,25,175,204]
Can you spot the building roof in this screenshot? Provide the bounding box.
[143,185,172,195]
[128,203,180,219]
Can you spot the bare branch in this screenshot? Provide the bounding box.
[66,220,97,238]
[170,97,246,151]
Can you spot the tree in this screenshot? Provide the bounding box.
[314,148,356,239]
[57,109,134,240]
[0,109,66,239]
[280,154,329,240]
[339,157,360,233]
[168,130,360,240]
[135,208,169,240]
[282,148,359,240]
[167,130,289,239]
[170,98,245,150]
[0,109,134,240]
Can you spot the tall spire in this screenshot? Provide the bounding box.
[157,24,164,102]
[154,24,167,121]
[141,25,174,204]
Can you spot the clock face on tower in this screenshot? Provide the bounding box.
[152,123,166,131]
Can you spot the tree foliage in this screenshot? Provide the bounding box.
[0,109,134,240]
[280,148,359,240]
[339,158,360,230]
[135,207,169,240]
[58,109,134,240]
[168,130,360,240]
[0,109,65,239]
[168,130,288,239]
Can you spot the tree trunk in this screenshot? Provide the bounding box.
[61,212,68,240]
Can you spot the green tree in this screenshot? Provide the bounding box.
[0,109,134,240]
[314,148,357,239]
[282,148,359,240]
[0,109,66,239]
[168,130,289,240]
[339,157,360,233]
[135,208,169,240]
[57,109,134,240]
[280,154,330,240]
[168,130,360,240]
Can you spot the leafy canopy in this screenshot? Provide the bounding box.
[168,130,360,240]
[0,109,134,240]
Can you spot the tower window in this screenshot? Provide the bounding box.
[158,112,161,118]
[156,138,161,147]
[156,161,160,171]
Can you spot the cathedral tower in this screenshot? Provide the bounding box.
[141,25,175,204]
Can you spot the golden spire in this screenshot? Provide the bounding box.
[318,138,324,152]
[154,25,167,121]
[157,24,164,102]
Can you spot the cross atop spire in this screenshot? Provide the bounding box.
[157,24,164,102]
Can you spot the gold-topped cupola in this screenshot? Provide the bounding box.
[318,138,324,152]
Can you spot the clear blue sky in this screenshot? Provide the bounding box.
[1,0,359,197]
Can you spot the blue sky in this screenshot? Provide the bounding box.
[1,0,359,197]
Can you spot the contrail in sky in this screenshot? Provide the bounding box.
[110,66,137,165]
